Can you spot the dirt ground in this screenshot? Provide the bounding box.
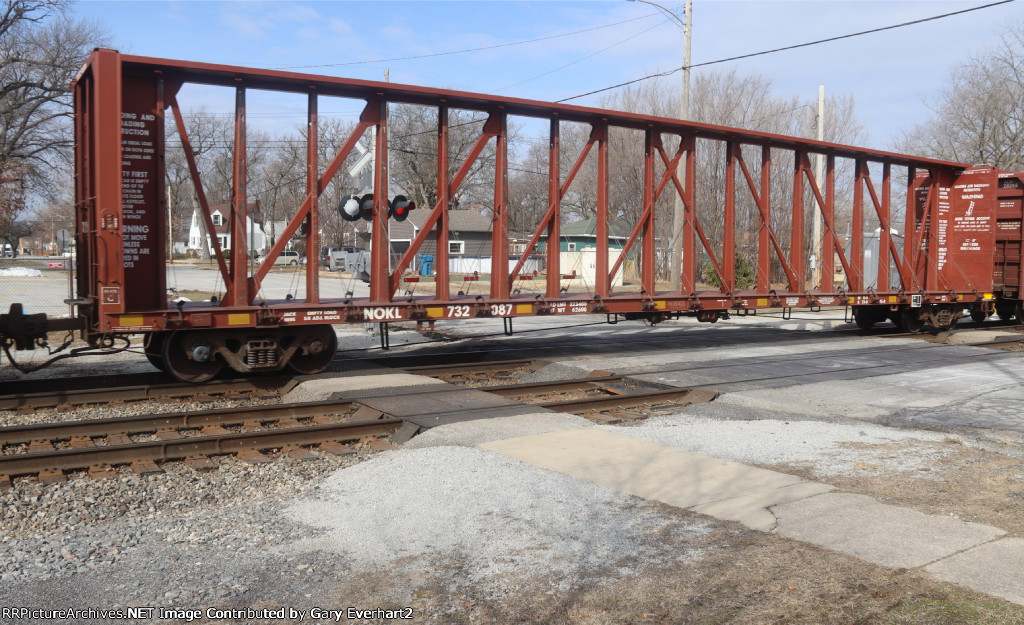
[771,439,1024,538]
[321,505,1024,625]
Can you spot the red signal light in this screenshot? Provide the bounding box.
[389,195,415,222]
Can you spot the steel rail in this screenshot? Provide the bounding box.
[0,361,539,412]
[0,400,358,446]
[538,387,718,412]
[479,375,631,395]
[0,418,401,477]
[402,358,542,375]
[0,376,297,411]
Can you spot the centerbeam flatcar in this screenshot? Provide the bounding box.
[1,50,1021,382]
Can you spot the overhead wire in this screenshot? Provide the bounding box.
[557,0,1016,103]
[494,17,670,92]
[273,12,663,70]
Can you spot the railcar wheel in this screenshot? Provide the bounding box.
[853,308,876,331]
[288,325,338,374]
[900,308,925,334]
[162,330,224,383]
[143,332,168,372]
[970,309,987,323]
[1016,301,1024,326]
[996,302,1015,321]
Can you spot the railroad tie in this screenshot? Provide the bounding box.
[87,464,116,479]
[184,456,217,472]
[236,449,272,464]
[155,429,179,441]
[37,468,64,485]
[318,441,355,456]
[106,434,133,446]
[130,460,163,475]
[282,445,317,461]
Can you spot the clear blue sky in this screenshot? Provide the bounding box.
[75,0,1021,152]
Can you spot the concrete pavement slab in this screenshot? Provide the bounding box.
[925,538,1024,605]
[284,373,446,402]
[772,492,1006,569]
[945,331,1023,345]
[480,429,825,516]
[691,482,835,531]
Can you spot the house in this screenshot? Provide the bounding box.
[361,207,534,274]
[538,216,629,252]
[17,235,55,256]
[187,202,287,255]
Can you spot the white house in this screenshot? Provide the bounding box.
[187,202,287,255]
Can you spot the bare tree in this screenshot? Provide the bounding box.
[505,69,865,284]
[165,108,236,260]
[0,1,106,187]
[0,160,30,254]
[895,24,1024,170]
[389,104,520,213]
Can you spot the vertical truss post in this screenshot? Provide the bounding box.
[756,145,771,292]
[595,122,610,297]
[305,89,320,304]
[821,155,836,291]
[878,162,891,292]
[904,167,919,291]
[546,118,560,299]
[435,103,450,301]
[791,150,806,291]
[723,141,737,293]
[490,111,509,299]
[849,157,865,292]
[226,84,249,306]
[682,133,697,294]
[370,97,391,303]
[641,129,656,292]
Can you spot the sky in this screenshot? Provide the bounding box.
[72,0,1022,154]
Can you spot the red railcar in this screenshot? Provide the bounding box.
[1,50,1022,381]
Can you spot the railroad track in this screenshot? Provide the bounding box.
[0,359,540,411]
[0,374,716,487]
[3,318,1019,411]
[0,375,297,411]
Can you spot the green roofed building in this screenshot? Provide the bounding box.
[539,217,629,252]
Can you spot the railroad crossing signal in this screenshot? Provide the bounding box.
[338,193,415,222]
[389,195,415,222]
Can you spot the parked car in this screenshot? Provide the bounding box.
[320,246,363,271]
[259,250,301,265]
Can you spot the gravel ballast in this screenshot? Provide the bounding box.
[285,445,712,598]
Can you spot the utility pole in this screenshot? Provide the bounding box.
[671,0,692,292]
[812,85,825,289]
[628,0,691,292]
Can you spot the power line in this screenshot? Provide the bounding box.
[275,12,662,70]
[495,18,669,92]
[557,0,1016,103]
